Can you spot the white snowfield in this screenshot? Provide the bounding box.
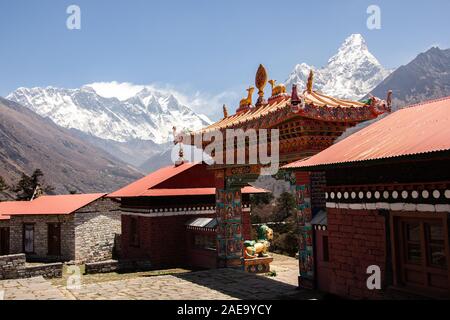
[7,85,211,144]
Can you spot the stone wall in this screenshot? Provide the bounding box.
[327,208,386,299]
[9,215,75,261]
[74,198,121,263]
[84,259,152,274]
[0,253,62,280]
[85,260,119,274]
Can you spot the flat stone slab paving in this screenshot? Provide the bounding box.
[68,268,311,300]
[267,253,300,287]
[0,276,67,300]
[0,255,320,300]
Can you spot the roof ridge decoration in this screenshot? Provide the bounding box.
[237,86,255,113]
[193,65,392,135]
[306,70,314,93]
[255,64,268,107]
[223,104,229,119]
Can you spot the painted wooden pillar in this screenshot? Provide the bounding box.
[295,171,315,289]
[215,170,243,268]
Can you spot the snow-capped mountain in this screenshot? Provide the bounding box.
[7,84,212,144]
[285,34,393,100]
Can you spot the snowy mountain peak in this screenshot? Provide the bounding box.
[341,33,366,48]
[285,34,393,100]
[7,84,212,144]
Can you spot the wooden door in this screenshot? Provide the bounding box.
[23,224,34,254]
[396,216,450,296]
[47,223,61,256]
[315,229,330,292]
[0,227,9,255]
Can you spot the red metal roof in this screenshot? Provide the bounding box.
[283,97,450,170]
[140,186,268,197]
[1,193,105,216]
[108,162,268,198]
[108,162,198,198]
[0,201,31,219]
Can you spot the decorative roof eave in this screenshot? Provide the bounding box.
[191,98,386,138]
[293,100,385,123]
[186,67,392,141]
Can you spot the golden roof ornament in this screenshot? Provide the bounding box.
[306,69,314,93]
[255,64,268,106]
[239,86,254,108]
[268,79,287,97]
[223,104,229,118]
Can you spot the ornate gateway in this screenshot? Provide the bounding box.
[183,64,390,283]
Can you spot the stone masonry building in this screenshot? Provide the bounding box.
[0,194,120,263]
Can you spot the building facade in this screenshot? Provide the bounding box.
[284,97,450,299]
[108,162,263,269]
[184,65,390,282]
[1,194,121,263]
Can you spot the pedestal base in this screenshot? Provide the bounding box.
[243,256,274,274]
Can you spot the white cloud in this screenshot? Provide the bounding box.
[85,81,145,101]
[85,81,238,121]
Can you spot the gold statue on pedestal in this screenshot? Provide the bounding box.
[239,86,255,108]
[268,79,287,96]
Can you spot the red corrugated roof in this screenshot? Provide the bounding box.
[108,162,269,198]
[2,193,105,216]
[140,186,268,197]
[108,162,198,198]
[283,96,450,170]
[0,201,31,219]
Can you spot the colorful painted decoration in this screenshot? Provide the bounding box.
[216,189,243,260]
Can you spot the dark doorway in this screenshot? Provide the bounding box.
[0,227,9,255]
[47,223,61,256]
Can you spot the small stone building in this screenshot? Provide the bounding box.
[0,194,121,263]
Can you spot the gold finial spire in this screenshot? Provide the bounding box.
[306,69,314,93]
[223,104,229,118]
[255,64,268,100]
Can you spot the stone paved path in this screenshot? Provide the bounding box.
[1,254,320,300]
[268,253,300,287]
[0,277,66,300]
[67,268,305,300]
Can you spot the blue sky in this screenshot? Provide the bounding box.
[0,0,449,119]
